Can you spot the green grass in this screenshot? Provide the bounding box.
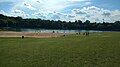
[0,32,120,67]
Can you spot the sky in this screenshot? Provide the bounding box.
[0,0,120,22]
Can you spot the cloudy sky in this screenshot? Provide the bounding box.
[0,0,120,22]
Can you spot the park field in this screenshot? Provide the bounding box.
[0,32,120,67]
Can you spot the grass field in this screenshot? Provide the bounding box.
[0,32,120,67]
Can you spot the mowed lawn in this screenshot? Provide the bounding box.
[0,32,120,67]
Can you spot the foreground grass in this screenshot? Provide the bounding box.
[0,32,120,67]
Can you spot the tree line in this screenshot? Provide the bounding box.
[0,14,120,31]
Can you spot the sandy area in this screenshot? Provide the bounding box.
[0,31,69,38]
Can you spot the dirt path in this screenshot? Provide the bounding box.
[0,31,68,38]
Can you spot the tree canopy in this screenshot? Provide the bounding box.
[0,14,120,31]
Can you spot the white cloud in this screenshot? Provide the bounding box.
[23,2,36,10]
[36,0,45,4]
[0,10,10,16]
[72,9,86,14]
[68,6,120,22]
[31,5,120,22]
[0,10,5,14]
[12,9,24,14]
[102,12,111,17]
[11,9,29,18]
[0,0,119,22]
[32,12,46,19]
[110,10,120,21]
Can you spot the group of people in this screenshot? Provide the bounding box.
[21,31,90,38]
[83,32,90,36]
[76,32,90,36]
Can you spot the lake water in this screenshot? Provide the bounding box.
[20,29,103,33]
